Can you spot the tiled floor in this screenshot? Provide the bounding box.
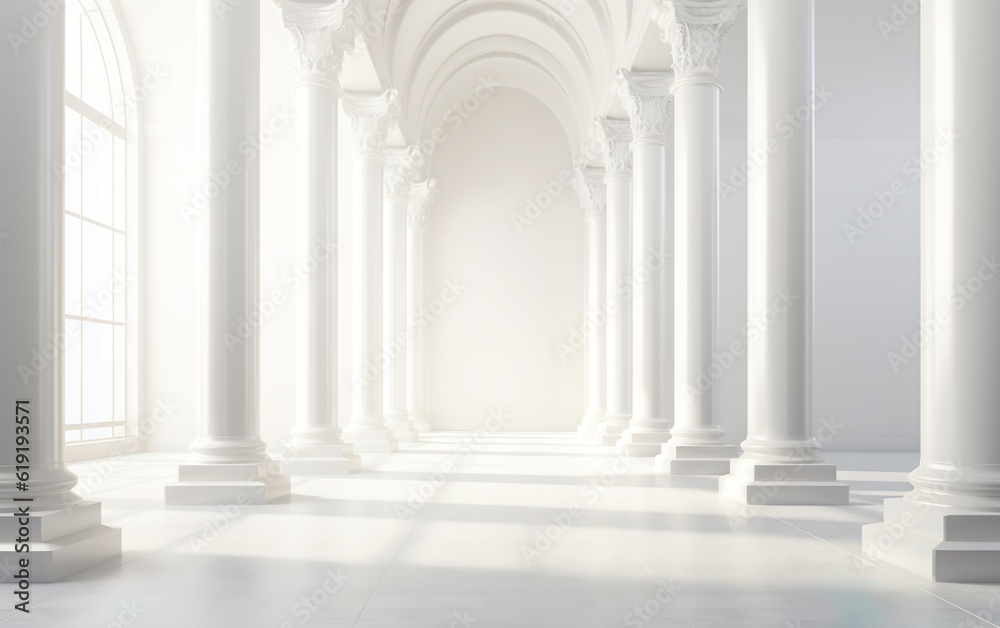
[3,433,999,627]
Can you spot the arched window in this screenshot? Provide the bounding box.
[63,0,138,452]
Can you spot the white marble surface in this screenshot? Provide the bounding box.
[2,435,998,627]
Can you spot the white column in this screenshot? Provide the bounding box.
[653,0,739,475]
[862,0,1000,582]
[343,90,400,453]
[0,0,121,582]
[276,0,360,475]
[594,118,634,445]
[574,168,607,436]
[615,71,674,457]
[383,146,421,442]
[719,0,847,503]
[166,0,290,504]
[406,180,437,433]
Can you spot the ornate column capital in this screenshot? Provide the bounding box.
[384,145,422,201]
[343,90,400,157]
[616,69,674,145]
[274,0,362,86]
[593,117,633,178]
[407,179,438,228]
[574,167,608,219]
[652,0,741,82]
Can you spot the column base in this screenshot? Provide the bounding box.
[577,413,605,437]
[385,415,419,442]
[615,426,672,457]
[410,414,432,433]
[165,461,291,505]
[655,442,739,475]
[344,427,399,453]
[719,458,849,505]
[281,443,361,475]
[861,498,1000,583]
[595,415,630,445]
[0,501,121,582]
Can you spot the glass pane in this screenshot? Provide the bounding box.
[83,427,113,441]
[82,322,113,424]
[65,2,82,98]
[81,118,113,225]
[113,425,125,438]
[65,215,82,317]
[66,429,82,443]
[82,221,114,321]
[64,319,82,426]
[113,135,126,230]
[64,108,83,218]
[114,325,125,424]
[81,12,112,118]
[113,231,126,323]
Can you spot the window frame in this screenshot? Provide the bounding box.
[64,0,141,462]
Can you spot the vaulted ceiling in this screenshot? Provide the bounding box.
[349,0,672,153]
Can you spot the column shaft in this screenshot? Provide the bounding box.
[575,169,607,436]
[719,0,846,504]
[601,174,633,442]
[344,91,400,452]
[862,0,1000,583]
[615,71,674,456]
[383,147,421,441]
[406,180,436,432]
[275,0,364,474]
[659,82,737,473]
[0,0,121,581]
[167,0,289,504]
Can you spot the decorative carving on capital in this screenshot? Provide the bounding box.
[652,0,740,79]
[573,168,607,219]
[274,0,362,83]
[616,70,674,143]
[384,145,422,200]
[343,90,400,156]
[593,117,633,177]
[407,179,438,228]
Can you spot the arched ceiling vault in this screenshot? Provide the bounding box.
[351,0,670,168]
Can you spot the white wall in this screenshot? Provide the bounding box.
[713,0,921,450]
[128,0,922,451]
[425,88,585,432]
